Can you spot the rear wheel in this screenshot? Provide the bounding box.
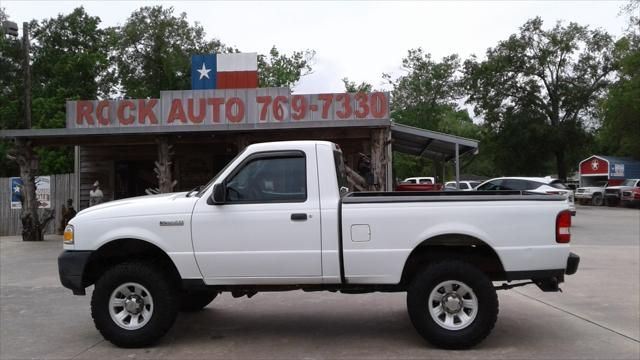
[407,260,498,349]
[592,193,603,206]
[91,262,178,348]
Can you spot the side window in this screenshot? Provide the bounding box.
[406,179,417,184]
[419,178,433,184]
[503,179,530,191]
[226,155,306,203]
[459,183,469,190]
[477,180,502,191]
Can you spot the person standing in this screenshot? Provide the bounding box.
[89,181,104,206]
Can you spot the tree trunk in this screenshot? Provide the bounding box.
[555,150,567,181]
[155,136,176,193]
[14,139,43,241]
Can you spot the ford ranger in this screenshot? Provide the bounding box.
[58,140,580,349]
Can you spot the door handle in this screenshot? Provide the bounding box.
[291,213,308,221]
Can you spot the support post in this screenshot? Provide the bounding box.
[23,22,31,129]
[370,128,388,192]
[155,136,176,193]
[12,139,53,241]
[455,143,460,188]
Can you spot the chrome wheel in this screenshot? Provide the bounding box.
[428,280,478,330]
[109,282,153,330]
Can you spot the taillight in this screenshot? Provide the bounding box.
[556,210,571,243]
[546,191,562,195]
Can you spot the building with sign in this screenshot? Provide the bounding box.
[1,53,479,213]
[578,155,640,187]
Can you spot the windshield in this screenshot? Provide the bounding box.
[622,179,637,186]
[195,148,248,197]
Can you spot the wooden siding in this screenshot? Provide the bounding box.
[0,173,76,236]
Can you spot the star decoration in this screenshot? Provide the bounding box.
[197,63,211,80]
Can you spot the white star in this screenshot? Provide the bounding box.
[197,62,211,80]
[13,185,21,193]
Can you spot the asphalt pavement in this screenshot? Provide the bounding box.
[1,205,638,359]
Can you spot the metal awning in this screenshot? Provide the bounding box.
[391,122,479,186]
[391,122,478,161]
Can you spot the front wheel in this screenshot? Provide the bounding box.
[407,260,498,349]
[91,262,179,348]
[592,193,603,206]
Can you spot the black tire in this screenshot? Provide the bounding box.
[407,260,498,349]
[592,193,603,206]
[606,197,618,207]
[91,262,179,348]
[179,290,218,312]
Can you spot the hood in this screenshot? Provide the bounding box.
[72,192,198,222]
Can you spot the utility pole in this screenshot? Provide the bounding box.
[22,21,31,129]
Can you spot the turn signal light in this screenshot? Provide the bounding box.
[556,210,571,243]
[63,225,74,244]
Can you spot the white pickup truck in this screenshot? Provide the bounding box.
[58,140,579,349]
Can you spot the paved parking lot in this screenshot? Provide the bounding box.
[1,205,639,359]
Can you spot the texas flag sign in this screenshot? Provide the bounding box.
[191,53,258,90]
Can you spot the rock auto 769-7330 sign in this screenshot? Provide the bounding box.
[66,88,389,129]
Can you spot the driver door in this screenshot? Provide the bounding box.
[191,148,322,284]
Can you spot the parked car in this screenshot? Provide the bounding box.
[621,187,640,208]
[605,179,640,207]
[444,181,482,191]
[58,141,579,349]
[475,177,576,215]
[403,177,436,184]
[575,181,608,206]
[396,177,443,191]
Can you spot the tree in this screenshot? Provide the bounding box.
[258,46,314,89]
[0,8,22,176]
[385,49,487,180]
[342,77,372,93]
[464,17,616,179]
[115,6,233,98]
[597,4,640,159]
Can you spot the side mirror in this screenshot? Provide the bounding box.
[211,183,226,205]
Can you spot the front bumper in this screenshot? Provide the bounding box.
[566,252,580,275]
[574,193,592,200]
[58,250,93,295]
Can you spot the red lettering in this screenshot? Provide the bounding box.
[138,99,158,124]
[318,94,334,119]
[96,100,111,125]
[370,92,388,118]
[188,98,206,124]
[117,100,136,125]
[335,94,352,119]
[225,97,245,123]
[291,95,307,120]
[167,99,187,124]
[272,96,287,121]
[207,98,224,123]
[76,101,94,125]
[354,93,369,118]
[256,96,272,122]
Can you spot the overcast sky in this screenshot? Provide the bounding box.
[3,1,630,94]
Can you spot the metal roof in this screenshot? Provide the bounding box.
[390,122,479,161]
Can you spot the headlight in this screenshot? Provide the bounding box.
[63,225,74,244]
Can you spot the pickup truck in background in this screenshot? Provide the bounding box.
[575,181,608,206]
[396,177,443,191]
[58,141,579,349]
[605,179,640,207]
[621,186,640,208]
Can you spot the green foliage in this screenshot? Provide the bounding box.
[464,17,615,179]
[258,46,314,89]
[597,18,640,159]
[115,6,234,98]
[0,8,23,130]
[342,77,372,93]
[385,49,489,180]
